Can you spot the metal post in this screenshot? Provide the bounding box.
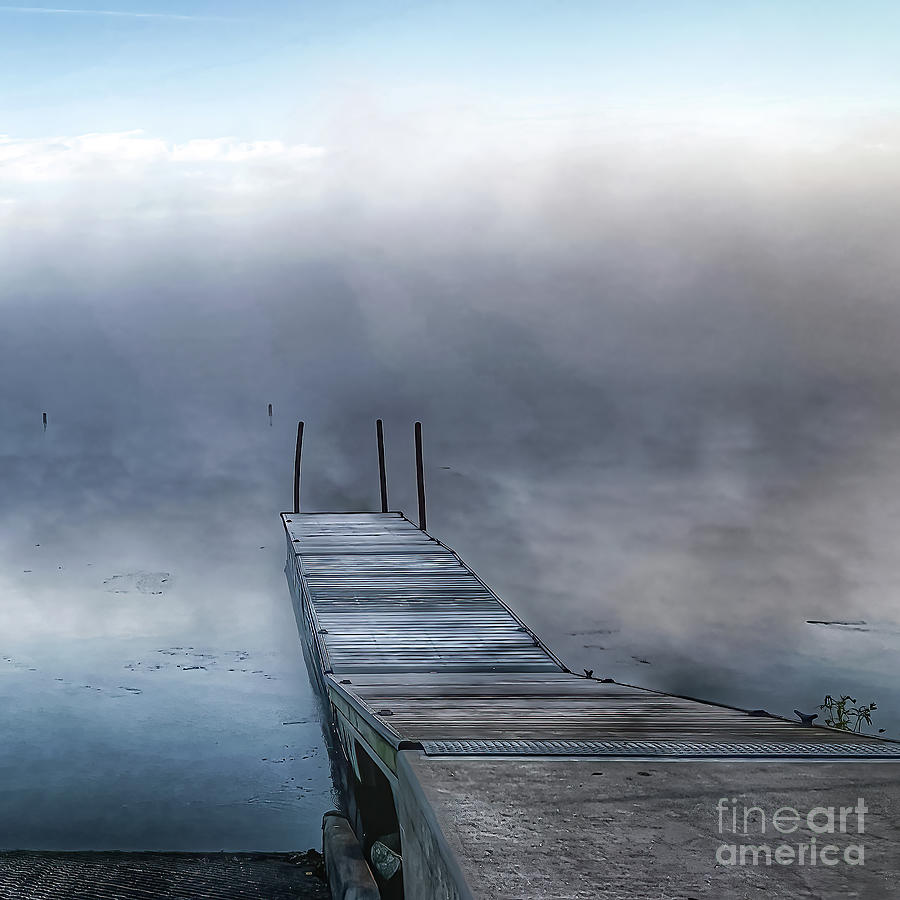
[293,420,304,514]
[376,419,388,513]
[414,421,426,531]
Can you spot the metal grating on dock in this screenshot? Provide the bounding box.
[284,512,900,763]
[419,739,900,757]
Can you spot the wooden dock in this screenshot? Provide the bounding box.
[283,510,900,899]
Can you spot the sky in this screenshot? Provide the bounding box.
[2,1,900,140]
[2,1,900,847]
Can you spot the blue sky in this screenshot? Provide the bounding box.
[1,1,898,142]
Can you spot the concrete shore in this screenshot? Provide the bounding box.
[0,851,330,899]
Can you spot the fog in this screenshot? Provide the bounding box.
[2,113,900,846]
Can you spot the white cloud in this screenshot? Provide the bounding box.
[0,130,325,183]
[170,137,323,163]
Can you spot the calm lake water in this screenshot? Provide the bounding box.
[0,419,335,850]
[2,402,898,851]
[426,428,900,741]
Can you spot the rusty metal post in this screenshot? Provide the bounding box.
[293,420,304,514]
[414,421,426,531]
[376,419,388,513]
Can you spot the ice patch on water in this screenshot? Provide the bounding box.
[103,572,172,595]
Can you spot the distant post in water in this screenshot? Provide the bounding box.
[42,412,47,431]
[376,419,388,513]
[415,421,426,531]
[268,403,273,426]
[293,420,304,514]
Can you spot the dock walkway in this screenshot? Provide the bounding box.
[284,511,900,899]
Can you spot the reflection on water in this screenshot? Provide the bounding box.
[426,445,900,740]
[0,433,335,850]
[3,374,900,851]
[0,636,330,850]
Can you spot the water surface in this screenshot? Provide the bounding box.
[0,429,334,850]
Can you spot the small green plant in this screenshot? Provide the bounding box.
[819,694,882,733]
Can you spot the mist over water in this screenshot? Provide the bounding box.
[3,117,900,847]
